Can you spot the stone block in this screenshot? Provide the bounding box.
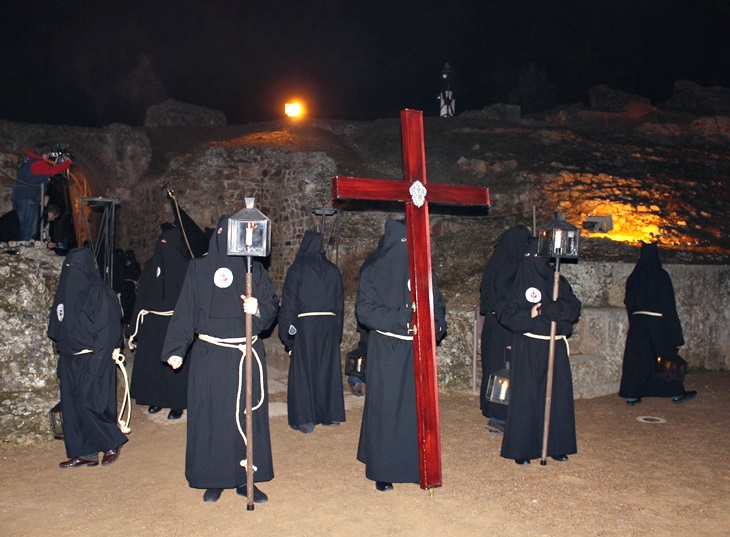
[570,354,620,399]
[569,306,628,371]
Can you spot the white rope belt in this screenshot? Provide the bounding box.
[127,309,174,350]
[297,312,336,317]
[524,332,570,355]
[73,348,131,434]
[198,333,263,471]
[375,330,414,341]
[112,348,132,434]
[633,311,663,317]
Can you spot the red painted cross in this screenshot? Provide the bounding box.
[332,109,490,490]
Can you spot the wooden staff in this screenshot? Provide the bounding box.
[245,256,254,510]
[540,257,561,466]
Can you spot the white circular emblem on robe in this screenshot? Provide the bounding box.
[214,267,234,288]
[56,303,64,322]
[525,287,542,303]
[156,266,161,278]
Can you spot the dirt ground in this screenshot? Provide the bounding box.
[1,369,728,537]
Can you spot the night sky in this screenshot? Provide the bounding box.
[3,0,729,127]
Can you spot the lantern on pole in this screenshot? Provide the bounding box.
[536,212,580,466]
[537,212,579,260]
[228,199,271,258]
[227,198,271,511]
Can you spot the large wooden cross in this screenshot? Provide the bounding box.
[332,109,490,490]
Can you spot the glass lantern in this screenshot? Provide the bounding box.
[227,198,271,257]
[537,212,580,259]
[345,346,366,381]
[49,402,63,439]
[486,367,510,405]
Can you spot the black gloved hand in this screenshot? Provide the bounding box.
[540,299,566,321]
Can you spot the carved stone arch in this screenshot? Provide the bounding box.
[17,128,118,198]
[17,128,119,247]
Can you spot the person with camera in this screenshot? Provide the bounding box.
[11,142,72,241]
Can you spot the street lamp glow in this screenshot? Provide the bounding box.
[285,102,303,118]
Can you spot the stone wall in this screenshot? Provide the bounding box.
[563,261,730,372]
[116,145,337,288]
[2,230,728,443]
[0,244,62,443]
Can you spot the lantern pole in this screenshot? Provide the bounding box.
[244,255,254,510]
[540,256,561,466]
[227,198,271,511]
[537,211,579,466]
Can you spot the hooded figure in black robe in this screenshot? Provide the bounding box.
[496,237,581,464]
[279,230,345,433]
[355,219,447,490]
[128,226,192,417]
[618,242,696,403]
[162,216,279,503]
[479,225,531,430]
[48,247,127,467]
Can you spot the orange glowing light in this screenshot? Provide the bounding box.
[285,102,303,118]
[578,202,664,244]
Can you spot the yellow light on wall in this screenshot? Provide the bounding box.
[285,102,303,118]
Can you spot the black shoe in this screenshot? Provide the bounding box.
[515,459,530,465]
[673,390,698,404]
[551,455,569,462]
[375,481,393,492]
[626,398,641,407]
[236,484,268,503]
[148,405,162,414]
[167,408,184,420]
[348,379,363,396]
[203,488,224,503]
[59,457,99,469]
[486,420,505,434]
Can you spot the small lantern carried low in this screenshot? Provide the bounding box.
[486,365,510,405]
[228,198,271,257]
[49,402,63,439]
[345,346,366,383]
[537,212,580,260]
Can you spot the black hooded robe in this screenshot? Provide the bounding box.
[129,227,192,410]
[619,242,686,399]
[355,219,447,484]
[279,230,345,431]
[479,225,531,422]
[162,217,279,490]
[47,248,128,458]
[496,238,581,461]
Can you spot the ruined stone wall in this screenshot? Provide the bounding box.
[1,236,727,443]
[116,145,336,290]
[0,244,62,443]
[564,261,730,372]
[0,120,151,236]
